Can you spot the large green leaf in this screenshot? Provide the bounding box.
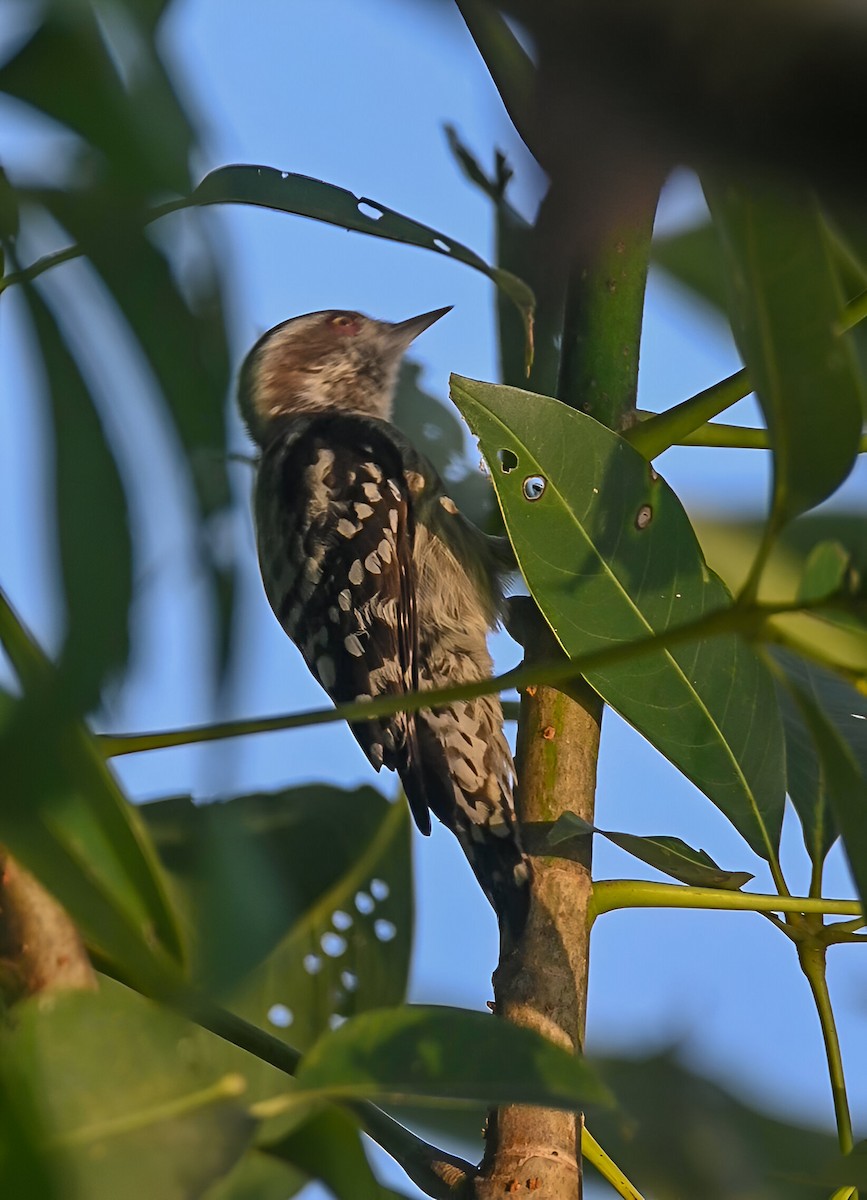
[296,1005,610,1109]
[1,981,255,1200]
[189,164,534,361]
[142,787,413,1062]
[0,591,184,980]
[704,182,863,526]
[21,280,133,711]
[450,376,785,859]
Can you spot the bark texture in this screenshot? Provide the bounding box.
[0,849,96,1002]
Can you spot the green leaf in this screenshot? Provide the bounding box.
[203,1150,305,1200]
[262,1107,388,1200]
[705,181,864,525]
[143,787,413,1058]
[32,185,234,675]
[453,1,536,152]
[0,8,191,194]
[1,981,255,1200]
[296,1005,610,1109]
[0,590,185,979]
[652,220,729,316]
[21,280,133,711]
[549,814,754,889]
[782,671,867,907]
[450,376,785,859]
[796,540,853,604]
[0,1058,60,1200]
[190,164,535,365]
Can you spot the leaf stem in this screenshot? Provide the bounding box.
[626,369,751,459]
[798,945,854,1156]
[633,415,867,454]
[589,880,860,923]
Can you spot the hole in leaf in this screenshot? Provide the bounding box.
[498,449,518,474]
[341,969,359,992]
[329,1013,348,1030]
[423,422,443,441]
[433,237,450,252]
[523,475,546,501]
[321,932,347,957]
[635,504,653,530]
[358,201,383,221]
[332,909,353,931]
[374,918,397,942]
[303,953,323,974]
[355,890,375,914]
[370,878,390,901]
[267,1004,294,1028]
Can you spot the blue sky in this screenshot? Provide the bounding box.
[1,0,865,1193]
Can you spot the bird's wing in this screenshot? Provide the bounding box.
[257,415,431,834]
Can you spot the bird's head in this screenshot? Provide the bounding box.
[238,306,452,444]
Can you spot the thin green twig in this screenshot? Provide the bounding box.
[589,880,860,924]
[798,946,854,1156]
[97,595,843,758]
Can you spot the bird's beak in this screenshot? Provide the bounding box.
[386,306,453,349]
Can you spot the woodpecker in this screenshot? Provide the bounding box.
[237,307,529,939]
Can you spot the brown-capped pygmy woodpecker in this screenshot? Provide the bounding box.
[237,307,529,939]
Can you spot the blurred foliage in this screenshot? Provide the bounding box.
[0,0,866,1197]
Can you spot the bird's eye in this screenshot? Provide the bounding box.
[329,314,361,335]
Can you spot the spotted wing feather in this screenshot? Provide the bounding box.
[255,415,432,834]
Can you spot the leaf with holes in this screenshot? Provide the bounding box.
[450,376,786,859]
[190,164,534,366]
[143,786,412,1072]
[549,814,753,889]
[705,181,863,526]
[297,1005,610,1109]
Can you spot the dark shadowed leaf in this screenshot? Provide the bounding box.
[190,164,534,363]
[591,1050,840,1200]
[0,1059,59,1200]
[653,220,729,315]
[262,1107,388,1200]
[203,1150,305,1200]
[297,1005,610,1109]
[770,648,867,865]
[1,981,255,1200]
[782,672,867,907]
[450,376,785,859]
[0,6,191,193]
[21,280,132,711]
[549,813,753,889]
[0,591,184,979]
[705,181,863,525]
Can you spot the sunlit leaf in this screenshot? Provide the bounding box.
[549,813,753,889]
[450,376,785,859]
[1,981,254,1200]
[297,1005,610,1109]
[190,164,535,365]
[705,181,863,525]
[21,279,132,711]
